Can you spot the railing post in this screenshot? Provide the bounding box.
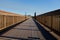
[51,15,53,31]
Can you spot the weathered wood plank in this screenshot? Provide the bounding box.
[0,18,45,40]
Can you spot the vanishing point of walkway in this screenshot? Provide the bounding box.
[0,18,57,40]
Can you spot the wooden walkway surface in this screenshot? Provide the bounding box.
[0,18,45,40]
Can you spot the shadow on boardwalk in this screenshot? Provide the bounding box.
[33,18,57,40]
[0,19,28,35]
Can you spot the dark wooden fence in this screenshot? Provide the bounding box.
[35,9,60,35]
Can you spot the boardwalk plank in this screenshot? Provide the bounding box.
[0,18,45,40]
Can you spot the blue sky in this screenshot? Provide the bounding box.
[0,0,60,16]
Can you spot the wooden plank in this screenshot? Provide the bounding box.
[0,18,45,40]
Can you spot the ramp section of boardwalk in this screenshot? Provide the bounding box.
[0,18,45,40]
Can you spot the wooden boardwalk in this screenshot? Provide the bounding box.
[0,18,45,40]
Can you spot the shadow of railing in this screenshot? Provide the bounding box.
[13,28,39,31]
[0,35,40,40]
[0,19,28,35]
[0,36,28,40]
[32,18,57,40]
